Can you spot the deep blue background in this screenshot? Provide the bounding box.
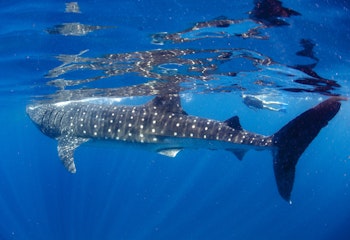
[1,0,350,239]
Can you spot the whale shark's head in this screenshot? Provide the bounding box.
[26,104,44,126]
[26,103,62,138]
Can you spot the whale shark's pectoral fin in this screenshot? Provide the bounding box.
[57,136,89,173]
[157,148,182,157]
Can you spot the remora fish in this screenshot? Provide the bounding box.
[26,95,343,201]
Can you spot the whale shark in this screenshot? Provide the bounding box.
[26,95,343,202]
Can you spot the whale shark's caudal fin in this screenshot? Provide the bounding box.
[272,97,344,202]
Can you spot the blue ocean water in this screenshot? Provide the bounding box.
[1,0,350,239]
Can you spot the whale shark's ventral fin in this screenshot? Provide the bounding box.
[157,148,182,157]
[229,149,247,160]
[57,136,89,173]
[272,97,344,202]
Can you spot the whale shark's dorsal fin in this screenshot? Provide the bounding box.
[147,94,187,115]
[224,116,242,130]
[57,136,89,173]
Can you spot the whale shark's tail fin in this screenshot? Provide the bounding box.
[272,97,344,202]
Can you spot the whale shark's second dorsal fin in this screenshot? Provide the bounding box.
[147,94,188,115]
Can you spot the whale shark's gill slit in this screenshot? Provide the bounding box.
[56,109,66,131]
[41,108,50,130]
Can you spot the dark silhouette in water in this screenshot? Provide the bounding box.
[249,0,301,26]
[296,39,319,61]
[285,39,341,95]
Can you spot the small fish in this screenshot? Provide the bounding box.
[47,22,112,36]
